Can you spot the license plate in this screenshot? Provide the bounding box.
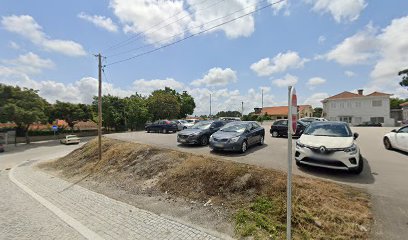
[214,143,224,148]
[179,138,186,142]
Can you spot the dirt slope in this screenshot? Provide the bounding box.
[40,138,372,239]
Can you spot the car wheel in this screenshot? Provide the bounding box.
[146,128,150,133]
[241,140,248,153]
[258,135,264,145]
[162,128,167,134]
[350,155,364,175]
[271,131,279,138]
[200,136,209,146]
[383,137,392,150]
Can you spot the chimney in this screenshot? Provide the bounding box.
[358,89,364,95]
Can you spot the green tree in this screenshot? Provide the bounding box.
[215,111,241,118]
[179,91,196,118]
[313,107,323,117]
[51,101,93,130]
[92,95,126,131]
[125,94,150,131]
[399,68,408,88]
[390,98,408,109]
[147,90,181,120]
[0,84,47,143]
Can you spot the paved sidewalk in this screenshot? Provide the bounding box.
[11,161,223,240]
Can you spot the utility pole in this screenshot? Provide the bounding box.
[241,101,244,117]
[97,53,102,163]
[209,94,212,118]
[261,89,264,109]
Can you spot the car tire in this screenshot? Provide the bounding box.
[383,137,392,150]
[271,131,279,138]
[258,135,264,145]
[350,155,364,175]
[241,140,248,153]
[146,128,150,133]
[200,136,209,146]
[162,128,167,134]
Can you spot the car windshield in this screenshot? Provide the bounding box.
[303,123,351,137]
[179,120,187,123]
[220,123,248,133]
[191,121,211,129]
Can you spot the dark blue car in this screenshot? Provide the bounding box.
[145,120,178,134]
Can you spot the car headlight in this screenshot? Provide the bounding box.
[229,136,240,143]
[344,144,357,154]
[209,135,214,141]
[296,141,305,149]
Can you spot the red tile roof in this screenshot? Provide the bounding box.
[323,91,392,101]
[261,105,312,116]
[400,102,408,107]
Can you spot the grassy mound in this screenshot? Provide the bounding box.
[40,138,372,239]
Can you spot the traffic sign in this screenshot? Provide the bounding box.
[52,125,58,131]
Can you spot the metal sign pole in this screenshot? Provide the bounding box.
[286,86,293,240]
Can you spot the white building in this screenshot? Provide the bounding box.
[322,90,395,126]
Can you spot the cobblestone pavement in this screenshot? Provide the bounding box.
[11,161,222,240]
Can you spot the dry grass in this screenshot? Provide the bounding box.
[40,138,372,239]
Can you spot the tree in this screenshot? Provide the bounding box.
[179,91,196,118]
[125,94,150,131]
[0,84,47,143]
[215,111,241,118]
[313,107,323,117]
[92,95,126,131]
[51,101,93,130]
[399,68,408,88]
[147,90,180,120]
[390,98,408,109]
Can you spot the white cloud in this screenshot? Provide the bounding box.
[318,35,326,44]
[1,15,86,56]
[133,78,184,94]
[307,77,326,89]
[251,51,308,77]
[9,41,20,49]
[269,0,290,16]
[272,74,298,87]
[2,52,54,74]
[344,70,355,77]
[191,67,237,87]
[303,92,329,107]
[78,12,118,32]
[326,24,378,65]
[109,0,257,44]
[306,0,367,23]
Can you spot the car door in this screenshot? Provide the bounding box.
[279,120,288,136]
[250,122,262,143]
[396,126,408,151]
[152,121,161,131]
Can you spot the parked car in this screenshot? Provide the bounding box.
[177,120,226,145]
[270,120,308,138]
[299,117,326,124]
[145,120,178,133]
[383,125,408,152]
[184,119,200,128]
[356,121,382,127]
[0,143,4,153]
[175,120,188,131]
[295,121,363,174]
[60,135,80,145]
[209,121,265,153]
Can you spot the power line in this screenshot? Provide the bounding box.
[105,0,285,67]
[103,0,215,53]
[107,0,273,59]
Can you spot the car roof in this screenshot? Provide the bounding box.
[309,121,348,126]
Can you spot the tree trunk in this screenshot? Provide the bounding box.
[25,125,30,144]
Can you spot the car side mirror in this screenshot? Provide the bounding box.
[353,132,359,140]
[391,129,397,133]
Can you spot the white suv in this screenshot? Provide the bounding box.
[295,121,363,174]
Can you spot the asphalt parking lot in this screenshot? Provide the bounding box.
[107,125,408,239]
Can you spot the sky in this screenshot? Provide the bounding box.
[1,0,408,116]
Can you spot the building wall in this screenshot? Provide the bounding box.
[300,107,314,118]
[403,107,408,122]
[323,97,394,126]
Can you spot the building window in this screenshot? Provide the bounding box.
[355,102,361,108]
[347,102,352,108]
[339,116,352,123]
[372,100,382,107]
[331,102,336,108]
[370,117,384,123]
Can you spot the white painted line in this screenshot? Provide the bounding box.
[9,165,104,240]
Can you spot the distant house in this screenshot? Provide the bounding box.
[322,89,394,126]
[401,102,408,123]
[254,105,313,120]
